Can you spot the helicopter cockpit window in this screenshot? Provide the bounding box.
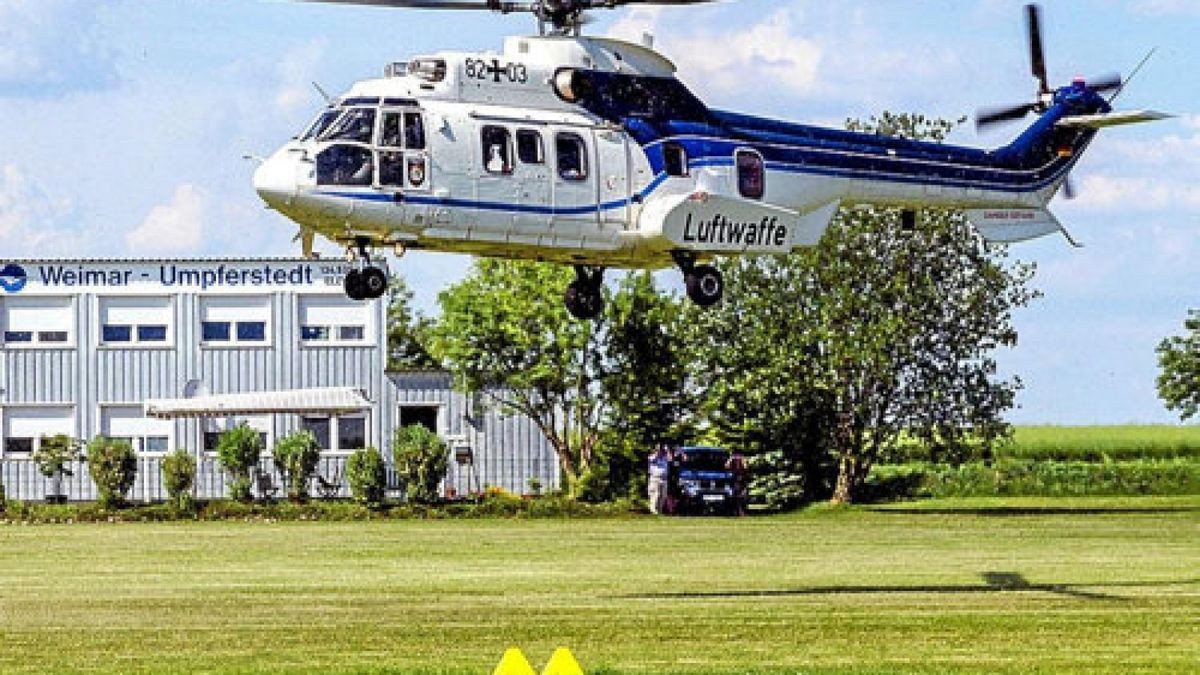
[481,125,513,174]
[556,133,587,181]
[663,142,688,177]
[516,130,544,165]
[380,112,404,148]
[404,112,426,150]
[300,108,340,141]
[736,149,765,199]
[316,145,374,187]
[321,107,376,144]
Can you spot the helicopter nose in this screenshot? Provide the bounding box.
[253,152,297,209]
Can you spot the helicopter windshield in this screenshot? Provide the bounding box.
[299,108,340,141]
[319,107,376,144]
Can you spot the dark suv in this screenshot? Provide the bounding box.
[672,446,734,514]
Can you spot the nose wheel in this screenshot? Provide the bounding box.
[564,266,605,320]
[344,238,389,301]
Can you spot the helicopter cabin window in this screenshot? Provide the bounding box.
[481,125,513,174]
[321,107,376,144]
[736,149,765,199]
[663,142,688,177]
[380,112,404,148]
[556,133,587,181]
[516,130,544,164]
[404,112,426,150]
[316,145,374,186]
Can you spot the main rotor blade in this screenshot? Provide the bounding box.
[1026,3,1049,95]
[976,102,1037,131]
[299,0,528,11]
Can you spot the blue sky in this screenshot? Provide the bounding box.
[0,0,1196,423]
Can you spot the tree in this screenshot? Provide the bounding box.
[86,437,137,509]
[582,272,692,501]
[687,112,1038,505]
[386,274,437,371]
[429,259,601,490]
[216,424,263,503]
[1157,309,1200,420]
[33,434,83,503]
[392,424,449,503]
[273,430,321,502]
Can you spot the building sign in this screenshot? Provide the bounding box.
[0,260,360,295]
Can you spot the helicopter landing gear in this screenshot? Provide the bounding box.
[674,252,724,307]
[564,265,605,320]
[344,238,389,301]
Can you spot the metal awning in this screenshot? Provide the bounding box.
[144,387,371,419]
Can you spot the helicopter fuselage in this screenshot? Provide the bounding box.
[254,34,1114,273]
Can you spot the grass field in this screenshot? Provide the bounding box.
[1002,425,1200,461]
[0,497,1197,674]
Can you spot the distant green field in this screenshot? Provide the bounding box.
[1002,425,1200,461]
[0,496,1196,674]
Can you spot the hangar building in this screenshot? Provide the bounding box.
[0,258,558,501]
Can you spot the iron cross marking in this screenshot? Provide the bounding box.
[485,59,504,83]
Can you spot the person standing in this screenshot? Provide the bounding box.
[647,445,669,514]
[726,451,748,516]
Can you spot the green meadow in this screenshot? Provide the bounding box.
[1,496,1196,674]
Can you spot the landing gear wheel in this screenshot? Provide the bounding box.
[564,280,604,320]
[361,266,389,299]
[564,265,605,320]
[685,264,724,307]
[344,269,368,301]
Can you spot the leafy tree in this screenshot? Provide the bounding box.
[687,113,1037,505]
[392,424,449,503]
[1157,309,1200,420]
[86,437,137,509]
[273,430,321,502]
[346,446,387,506]
[216,424,263,503]
[387,275,437,371]
[582,272,692,501]
[161,449,197,511]
[429,259,601,490]
[33,434,82,502]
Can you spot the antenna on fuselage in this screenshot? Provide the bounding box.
[312,81,334,105]
[1107,47,1157,104]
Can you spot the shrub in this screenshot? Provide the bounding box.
[216,424,263,503]
[33,434,82,479]
[161,449,196,511]
[347,447,386,506]
[391,425,448,504]
[273,430,321,502]
[87,437,137,508]
[747,451,807,511]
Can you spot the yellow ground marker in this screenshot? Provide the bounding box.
[492,647,537,675]
[541,647,584,675]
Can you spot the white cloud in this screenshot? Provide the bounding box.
[274,39,328,115]
[0,0,121,96]
[125,184,208,254]
[0,163,79,254]
[1073,174,1200,211]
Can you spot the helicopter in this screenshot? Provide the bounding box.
[253,0,1168,319]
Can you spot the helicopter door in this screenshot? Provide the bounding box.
[475,124,518,236]
[594,129,632,230]
[510,128,552,239]
[550,130,600,238]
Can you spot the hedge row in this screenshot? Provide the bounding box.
[866,459,1200,501]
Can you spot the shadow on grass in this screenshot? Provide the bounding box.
[617,572,1200,602]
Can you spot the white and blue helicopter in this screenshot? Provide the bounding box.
[253,0,1168,318]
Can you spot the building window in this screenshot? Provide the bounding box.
[202,416,270,453]
[300,415,367,453]
[399,405,439,434]
[99,296,172,346]
[298,295,370,345]
[2,407,74,458]
[101,406,173,455]
[517,130,544,164]
[481,125,512,174]
[200,297,272,346]
[556,133,588,181]
[736,149,765,199]
[0,297,73,347]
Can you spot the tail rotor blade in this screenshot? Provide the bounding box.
[1062,174,1076,200]
[1087,72,1122,93]
[976,102,1037,131]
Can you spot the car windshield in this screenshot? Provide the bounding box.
[678,449,729,472]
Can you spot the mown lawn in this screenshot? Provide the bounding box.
[0,497,1196,674]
